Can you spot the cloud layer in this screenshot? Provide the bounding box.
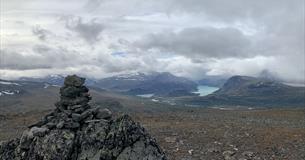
[134,27,252,59]
[0,0,304,84]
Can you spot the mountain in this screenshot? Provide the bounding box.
[97,72,198,96]
[197,75,227,87]
[19,75,65,86]
[19,75,98,86]
[179,75,305,107]
[0,79,47,97]
[16,72,197,97]
[214,76,303,97]
[0,77,179,114]
[0,79,62,114]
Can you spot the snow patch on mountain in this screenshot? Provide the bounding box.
[0,90,20,96]
[0,81,21,86]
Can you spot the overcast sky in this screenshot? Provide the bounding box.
[0,0,304,84]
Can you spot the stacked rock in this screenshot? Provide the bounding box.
[0,75,167,160]
[29,75,112,130]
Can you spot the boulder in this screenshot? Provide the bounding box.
[95,108,112,119]
[30,127,49,137]
[64,75,85,87]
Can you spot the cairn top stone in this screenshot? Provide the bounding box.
[64,75,85,87]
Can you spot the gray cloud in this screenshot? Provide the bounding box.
[63,16,105,44]
[134,27,251,59]
[1,0,304,84]
[32,25,51,41]
[0,49,52,70]
[161,0,303,25]
[0,45,85,70]
[84,0,105,12]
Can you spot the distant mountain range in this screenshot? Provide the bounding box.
[0,79,46,97]
[16,72,198,97]
[1,74,304,108]
[0,77,180,114]
[179,75,305,107]
[20,75,98,86]
[96,72,198,96]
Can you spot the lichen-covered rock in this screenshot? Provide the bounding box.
[19,129,76,160]
[0,75,167,160]
[117,140,165,160]
[77,114,165,160]
[95,108,112,119]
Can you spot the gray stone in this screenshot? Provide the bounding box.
[95,108,112,120]
[117,140,166,160]
[27,130,75,160]
[56,121,65,129]
[30,127,49,137]
[83,114,94,121]
[64,75,85,87]
[242,151,255,157]
[64,122,80,129]
[19,130,34,150]
[46,122,56,129]
[71,113,81,122]
[68,105,82,110]
[74,107,85,113]
[80,110,92,120]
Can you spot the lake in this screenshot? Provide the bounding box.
[137,94,154,98]
[193,85,219,96]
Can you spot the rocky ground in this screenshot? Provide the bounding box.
[136,108,305,160]
[1,107,304,159]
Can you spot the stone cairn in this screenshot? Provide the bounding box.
[0,75,166,160]
[28,75,112,130]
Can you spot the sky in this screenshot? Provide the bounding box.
[0,0,304,84]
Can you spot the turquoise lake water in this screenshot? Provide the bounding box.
[136,85,219,98]
[137,94,154,98]
[193,85,219,96]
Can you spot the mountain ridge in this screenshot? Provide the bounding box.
[97,72,198,96]
[178,75,305,107]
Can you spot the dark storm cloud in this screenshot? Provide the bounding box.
[63,16,105,44]
[134,27,251,58]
